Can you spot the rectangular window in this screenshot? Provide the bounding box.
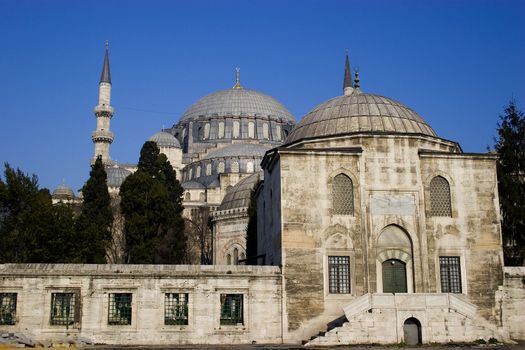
[440,256,462,293]
[164,293,188,325]
[220,294,243,325]
[108,293,132,325]
[328,256,350,293]
[0,293,17,325]
[50,292,79,326]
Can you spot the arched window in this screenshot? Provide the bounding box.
[248,122,255,138]
[196,166,201,178]
[204,123,210,139]
[185,192,191,201]
[275,124,282,141]
[199,192,205,202]
[218,162,225,174]
[206,163,212,176]
[218,121,225,139]
[233,121,240,138]
[189,168,193,179]
[262,123,269,139]
[231,161,239,173]
[226,254,231,265]
[234,248,239,265]
[430,176,452,217]
[332,174,354,215]
[246,161,254,173]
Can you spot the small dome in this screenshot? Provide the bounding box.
[52,183,75,200]
[180,88,295,123]
[149,131,181,148]
[218,172,263,211]
[285,93,436,144]
[106,165,131,188]
[203,144,270,160]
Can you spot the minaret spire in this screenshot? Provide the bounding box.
[100,40,111,84]
[343,49,354,96]
[92,41,115,165]
[233,67,242,89]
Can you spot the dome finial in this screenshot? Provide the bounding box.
[233,67,242,89]
[105,40,109,50]
[343,49,354,96]
[353,67,361,94]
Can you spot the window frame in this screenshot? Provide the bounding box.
[0,292,17,326]
[219,294,244,326]
[328,256,351,294]
[108,293,133,326]
[331,173,354,215]
[429,175,452,217]
[164,292,189,326]
[439,256,462,293]
[50,291,80,327]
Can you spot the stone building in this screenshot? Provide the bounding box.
[15,49,523,345]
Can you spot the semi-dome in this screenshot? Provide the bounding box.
[203,144,270,160]
[285,92,436,144]
[149,131,181,148]
[180,88,295,123]
[52,183,75,199]
[106,165,131,188]
[218,172,263,211]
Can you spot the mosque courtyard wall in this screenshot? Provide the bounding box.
[0,264,282,345]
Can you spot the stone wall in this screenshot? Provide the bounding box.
[497,267,525,340]
[0,264,282,345]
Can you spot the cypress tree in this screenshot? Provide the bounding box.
[493,100,525,265]
[75,156,113,263]
[120,141,186,264]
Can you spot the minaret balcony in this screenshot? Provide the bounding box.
[92,130,114,142]
[94,104,114,116]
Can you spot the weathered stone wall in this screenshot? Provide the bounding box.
[213,210,248,264]
[0,264,282,345]
[497,267,525,340]
[259,134,504,343]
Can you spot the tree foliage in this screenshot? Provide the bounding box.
[493,100,525,265]
[74,156,113,263]
[0,164,77,263]
[120,141,185,264]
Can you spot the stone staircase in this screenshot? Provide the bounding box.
[305,293,510,346]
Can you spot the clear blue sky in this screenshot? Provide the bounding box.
[1,0,524,192]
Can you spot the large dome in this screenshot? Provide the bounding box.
[180,88,295,123]
[285,93,436,144]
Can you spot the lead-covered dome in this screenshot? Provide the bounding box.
[218,172,263,211]
[106,165,131,188]
[149,131,181,148]
[52,183,75,200]
[285,93,436,144]
[180,88,295,123]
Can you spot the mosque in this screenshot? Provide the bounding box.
[2,45,523,346]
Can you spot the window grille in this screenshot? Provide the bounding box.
[332,174,354,215]
[108,293,132,325]
[220,294,243,325]
[231,162,239,173]
[439,256,462,293]
[50,292,79,326]
[430,176,452,217]
[164,293,188,325]
[0,293,17,325]
[328,256,350,293]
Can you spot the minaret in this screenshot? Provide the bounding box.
[343,49,354,96]
[91,41,114,164]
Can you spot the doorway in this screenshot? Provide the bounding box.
[382,259,407,293]
[403,317,422,345]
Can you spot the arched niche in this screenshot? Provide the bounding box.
[376,225,414,293]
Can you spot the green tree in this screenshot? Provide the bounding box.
[75,156,113,263]
[493,100,525,265]
[0,164,77,263]
[120,141,185,264]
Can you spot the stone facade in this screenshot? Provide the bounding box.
[0,264,282,345]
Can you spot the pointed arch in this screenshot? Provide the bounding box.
[332,174,354,215]
[429,176,452,217]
